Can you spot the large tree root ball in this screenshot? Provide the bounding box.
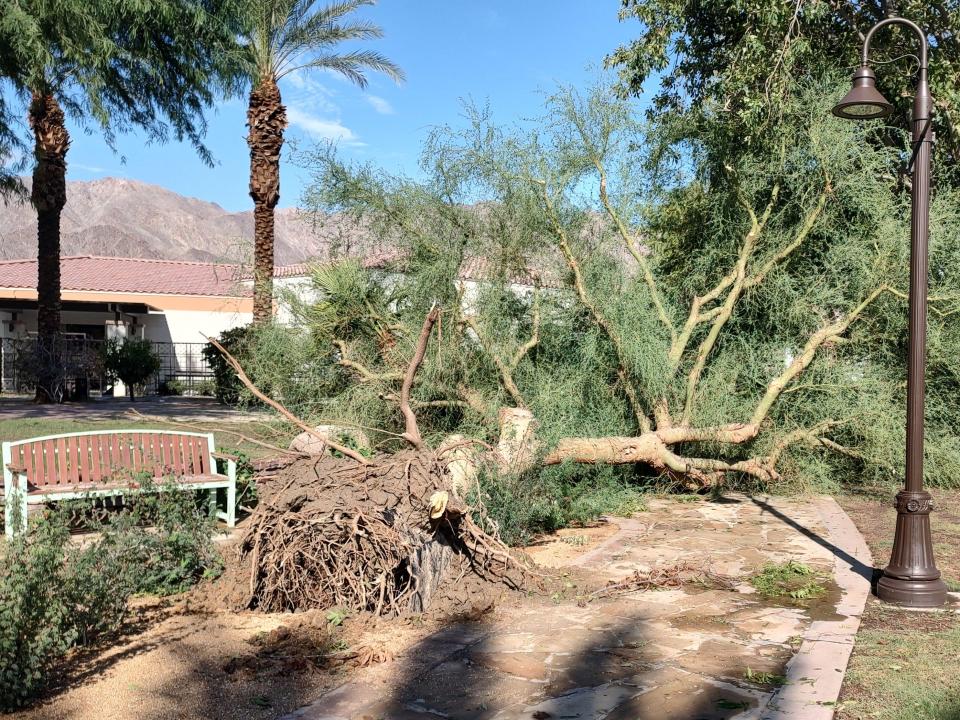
[237,451,525,616]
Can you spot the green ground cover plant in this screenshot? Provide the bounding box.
[750,560,826,602]
[0,480,221,709]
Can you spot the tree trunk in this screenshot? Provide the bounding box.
[29,92,70,404]
[246,76,287,324]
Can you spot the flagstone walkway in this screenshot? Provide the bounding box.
[284,494,873,720]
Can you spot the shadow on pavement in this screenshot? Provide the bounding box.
[354,610,765,720]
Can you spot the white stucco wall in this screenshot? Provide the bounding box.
[142,308,252,345]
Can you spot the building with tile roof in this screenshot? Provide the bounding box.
[0,256,311,346]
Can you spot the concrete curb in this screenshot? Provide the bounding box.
[760,496,874,720]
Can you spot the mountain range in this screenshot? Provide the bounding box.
[0,177,373,265]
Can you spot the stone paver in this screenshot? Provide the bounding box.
[284,494,871,720]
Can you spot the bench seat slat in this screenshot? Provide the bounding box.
[41,440,55,485]
[23,440,35,484]
[22,474,227,496]
[89,435,103,482]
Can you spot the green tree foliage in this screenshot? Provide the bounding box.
[605,0,960,167]
[101,338,161,401]
[251,80,959,494]
[0,0,241,167]
[237,0,403,323]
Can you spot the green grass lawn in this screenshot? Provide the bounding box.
[837,490,960,720]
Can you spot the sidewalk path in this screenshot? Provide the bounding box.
[285,494,872,720]
[0,395,268,424]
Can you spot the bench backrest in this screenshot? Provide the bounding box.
[2,430,215,487]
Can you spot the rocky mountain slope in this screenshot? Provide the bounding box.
[0,177,373,265]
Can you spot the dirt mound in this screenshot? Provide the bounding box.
[218,451,525,617]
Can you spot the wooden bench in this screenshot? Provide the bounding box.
[2,429,237,537]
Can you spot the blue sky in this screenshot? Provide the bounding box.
[53,1,643,212]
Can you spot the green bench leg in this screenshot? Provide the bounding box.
[226,460,237,528]
[207,488,218,520]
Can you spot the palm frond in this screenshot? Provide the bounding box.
[280,49,404,85]
[238,0,401,86]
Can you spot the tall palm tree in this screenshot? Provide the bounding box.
[242,0,403,323]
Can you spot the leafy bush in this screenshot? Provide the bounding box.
[0,482,221,709]
[0,518,78,707]
[471,463,647,546]
[194,378,216,397]
[158,378,184,396]
[100,338,160,401]
[202,325,253,405]
[216,448,257,508]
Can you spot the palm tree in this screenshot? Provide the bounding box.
[241,0,403,323]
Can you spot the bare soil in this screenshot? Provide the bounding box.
[524,521,620,568]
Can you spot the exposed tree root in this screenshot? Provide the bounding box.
[236,451,525,616]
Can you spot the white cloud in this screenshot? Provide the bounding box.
[366,95,394,115]
[286,106,364,146]
[72,162,108,173]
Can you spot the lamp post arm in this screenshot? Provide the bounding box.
[862,17,929,71]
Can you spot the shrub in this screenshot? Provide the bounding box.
[471,463,648,546]
[158,378,184,396]
[100,338,161,401]
[0,482,221,709]
[202,325,253,405]
[0,518,77,707]
[193,378,216,397]
[216,448,257,509]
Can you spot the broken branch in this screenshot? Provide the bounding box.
[206,336,370,465]
[400,303,441,449]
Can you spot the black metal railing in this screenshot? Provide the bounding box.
[0,337,215,398]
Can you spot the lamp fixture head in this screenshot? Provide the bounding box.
[833,66,893,120]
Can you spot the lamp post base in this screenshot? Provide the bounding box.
[877,490,947,608]
[877,575,947,607]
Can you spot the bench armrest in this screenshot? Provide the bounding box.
[5,465,26,475]
[210,452,239,482]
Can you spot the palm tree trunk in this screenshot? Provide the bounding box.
[247,76,287,324]
[29,92,70,403]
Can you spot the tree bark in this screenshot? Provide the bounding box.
[29,92,70,404]
[247,76,287,324]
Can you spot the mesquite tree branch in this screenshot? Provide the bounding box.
[509,288,541,370]
[594,162,677,342]
[540,184,652,432]
[400,303,441,449]
[680,183,780,423]
[744,187,830,290]
[206,336,370,465]
[749,285,889,428]
[464,288,540,409]
[333,340,403,383]
[465,315,528,408]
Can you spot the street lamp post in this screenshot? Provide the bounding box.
[833,17,947,608]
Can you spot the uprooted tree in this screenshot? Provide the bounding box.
[240,78,960,495]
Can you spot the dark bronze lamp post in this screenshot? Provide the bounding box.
[833,17,947,607]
